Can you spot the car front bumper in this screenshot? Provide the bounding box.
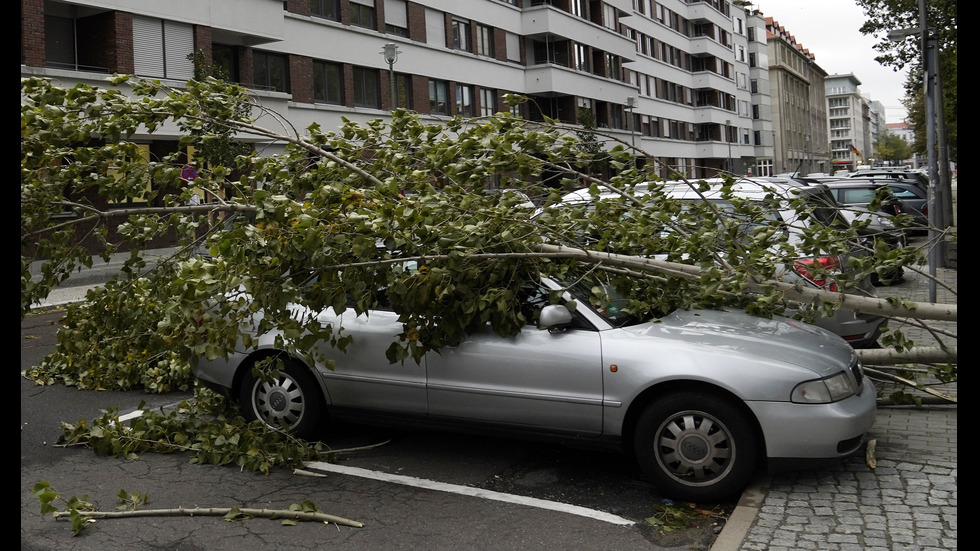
[746,378,877,460]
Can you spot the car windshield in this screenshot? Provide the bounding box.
[563,277,644,327]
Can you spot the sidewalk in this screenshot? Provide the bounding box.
[28,247,179,308]
[712,248,957,551]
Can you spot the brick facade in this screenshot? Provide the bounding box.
[407,2,426,43]
[21,0,45,67]
[290,55,314,104]
[193,25,213,66]
[284,0,310,17]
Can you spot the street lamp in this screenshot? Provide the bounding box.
[725,119,733,174]
[380,42,400,110]
[888,0,945,299]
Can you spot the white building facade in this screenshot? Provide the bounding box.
[23,0,779,180]
[825,73,868,172]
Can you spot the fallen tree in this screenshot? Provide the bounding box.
[21,75,955,405]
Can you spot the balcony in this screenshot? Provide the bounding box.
[689,36,732,59]
[691,70,732,90]
[524,64,636,104]
[521,6,636,62]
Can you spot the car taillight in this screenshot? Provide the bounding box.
[793,256,841,292]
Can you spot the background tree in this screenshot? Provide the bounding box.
[856,0,957,163]
[874,130,912,165]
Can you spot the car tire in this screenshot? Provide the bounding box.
[634,392,758,502]
[239,357,325,440]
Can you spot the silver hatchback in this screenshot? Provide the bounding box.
[193,273,876,503]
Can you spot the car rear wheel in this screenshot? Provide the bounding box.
[634,392,758,502]
[239,357,324,440]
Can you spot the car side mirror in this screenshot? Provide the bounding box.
[539,304,573,330]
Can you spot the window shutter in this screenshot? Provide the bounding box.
[425,8,445,47]
[133,16,164,77]
[506,32,520,62]
[163,21,195,80]
[384,0,407,28]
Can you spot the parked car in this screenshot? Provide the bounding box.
[555,177,888,348]
[848,168,929,192]
[824,178,929,234]
[193,268,877,503]
[484,188,536,209]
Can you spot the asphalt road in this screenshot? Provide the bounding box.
[21,308,727,551]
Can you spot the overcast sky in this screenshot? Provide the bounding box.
[749,0,911,123]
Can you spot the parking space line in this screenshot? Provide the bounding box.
[302,461,635,526]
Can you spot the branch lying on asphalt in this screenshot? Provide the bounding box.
[52,505,364,528]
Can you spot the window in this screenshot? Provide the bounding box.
[310,0,340,20]
[253,51,289,92]
[212,44,239,82]
[44,7,91,71]
[534,39,569,66]
[479,88,496,117]
[603,3,617,30]
[384,0,408,35]
[352,66,380,107]
[132,16,194,80]
[106,144,151,206]
[429,79,450,114]
[604,53,620,79]
[452,18,471,51]
[573,43,589,72]
[313,60,343,104]
[456,84,474,116]
[393,73,412,109]
[476,24,494,57]
[350,0,376,29]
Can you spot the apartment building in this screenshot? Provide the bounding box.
[825,73,868,172]
[763,16,829,176]
[743,7,775,177]
[23,0,775,182]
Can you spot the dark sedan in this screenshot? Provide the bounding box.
[824,178,929,234]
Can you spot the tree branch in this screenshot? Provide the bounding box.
[52,505,364,528]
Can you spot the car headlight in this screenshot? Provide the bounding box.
[875,214,895,228]
[791,372,856,403]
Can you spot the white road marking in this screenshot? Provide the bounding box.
[119,410,145,422]
[302,461,635,526]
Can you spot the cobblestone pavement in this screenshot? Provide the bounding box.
[714,239,957,551]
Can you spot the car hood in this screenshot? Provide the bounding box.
[623,308,855,375]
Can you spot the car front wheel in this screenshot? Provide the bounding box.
[239,357,325,440]
[634,392,758,502]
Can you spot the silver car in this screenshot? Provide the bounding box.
[193,274,876,502]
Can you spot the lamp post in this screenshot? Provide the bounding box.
[380,42,400,110]
[887,0,943,299]
[725,119,733,174]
